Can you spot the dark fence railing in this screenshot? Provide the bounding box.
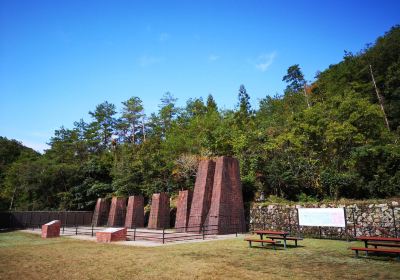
[0,211,245,244]
[9,223,243,244]
[0,211,93,229]
[126,223,243,244]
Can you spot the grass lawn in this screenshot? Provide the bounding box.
[0,232,399,280]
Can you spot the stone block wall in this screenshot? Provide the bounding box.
[107,197,127,227]
[204,157,246,234]
[148,193,170,229]
[41,220,61,238]
[175,190,193,232]
[92,198,110,226]
[250,201,400,239]
[187,160,215,232]
[125,195,144,228]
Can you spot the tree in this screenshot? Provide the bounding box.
[0,137,39,210]
[158,92,178,137]
[283,64,306,93]
[283,64,310,107]
[238,85,251,117]
[88,101,117,150]
[206,94,218,113]
[121,97,144,144]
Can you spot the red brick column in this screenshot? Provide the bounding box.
[205,156,246,234]
[42,220,61,238]
[125,195,144,228]
[92,198,110,226]
[107,197,127,227]
[187,160,215,232]
[175,190,193,232]
[148,193,170,229]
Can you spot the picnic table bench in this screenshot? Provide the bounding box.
[350,247,400,259]
[350,236,400,260]
[254,230,302,249]
[267,235,303,247]
[244,238,281,250]
[367,242,400,248]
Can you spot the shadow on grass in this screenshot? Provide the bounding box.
[352,252,400,262]
[275,244,305,249]
[247,245,284,250]
[0,228,19,233]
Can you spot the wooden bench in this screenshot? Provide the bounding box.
[244,238,281,250]
[350,247,400,260]
[267,235,303,247]
[367,242,400,249]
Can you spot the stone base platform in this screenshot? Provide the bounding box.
[96,227,127,243]
[42,220,61,238]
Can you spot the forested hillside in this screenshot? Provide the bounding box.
[0,137,39,210]
[1,26,399,211]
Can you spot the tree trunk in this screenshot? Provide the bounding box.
[9,185,17,210]
[369,64,390,131]
[303,84,311,108]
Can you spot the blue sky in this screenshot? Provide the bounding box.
[1,0,399,152]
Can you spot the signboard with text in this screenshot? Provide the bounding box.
[298,208,346,227]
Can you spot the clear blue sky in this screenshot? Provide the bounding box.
[1,0,399,152]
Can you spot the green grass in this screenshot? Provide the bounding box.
[0,231,399,280]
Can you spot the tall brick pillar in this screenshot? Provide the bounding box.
[205,156,246,234]
[107,197,127,227]
[125,195,144,228]
[175,190,193,232]
[92,198,110,226]
[148,193,170,229]
[187,160,216,232]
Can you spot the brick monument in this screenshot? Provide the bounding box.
[107,197,127,227]
[92,198,110,226]
[42,220,61,238]
[148,192,170,229]
[187,159,216,232]
[204,156,246,234]
[125,195,144,228]
[175,190,193,232]
[96,228,127,243]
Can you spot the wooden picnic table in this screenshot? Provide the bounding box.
[351,236,400,259]
[254,230,289,249]
[356,236,400,248]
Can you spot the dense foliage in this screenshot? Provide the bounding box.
[1,26,399,210]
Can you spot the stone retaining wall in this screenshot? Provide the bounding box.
[250,201,400,239]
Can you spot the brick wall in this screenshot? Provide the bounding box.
[125,195,144,228]
[205,157,246,234]
[148,193,170,229]
[187,160,215,232]
[175,190,193,232]
[107,197,127,227]
[92,198,110,226]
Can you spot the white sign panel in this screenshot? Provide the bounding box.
[298,208,346,227]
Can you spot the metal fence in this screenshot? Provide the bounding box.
[12,223,242,244]
[0,211,245,244]
[126,224,233,244]
[0,211,93,229]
